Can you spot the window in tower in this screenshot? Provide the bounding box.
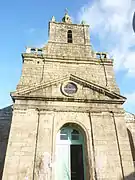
[67,30,73,43]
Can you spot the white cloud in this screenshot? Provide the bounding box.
[78,0,135,75]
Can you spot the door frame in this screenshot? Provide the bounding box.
[55,126,86,180]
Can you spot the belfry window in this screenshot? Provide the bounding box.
[67,30,73,43]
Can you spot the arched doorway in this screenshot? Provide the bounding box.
[55,124,86,180]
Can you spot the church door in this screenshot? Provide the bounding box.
[71,145,84,180]
[55,126,85,180]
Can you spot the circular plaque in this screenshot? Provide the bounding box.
[61,82,77,96]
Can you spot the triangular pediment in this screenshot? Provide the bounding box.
[11,74,126,103]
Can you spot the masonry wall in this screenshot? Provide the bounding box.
[48,22,90,45]
[17,55,120,94]
[2,98,135,180]
[114,113,135,177]
[1,104,135,179]
[2,108,38,179]
[33,105,135,180]
[16,20,120,94]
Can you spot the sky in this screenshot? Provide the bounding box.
[0,0,135,113]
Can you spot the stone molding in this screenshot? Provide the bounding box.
[49,21,90,27]
[11,74,126,104]
[22,53,113,64]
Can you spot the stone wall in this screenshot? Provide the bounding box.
[1,106,135,179]
[48,22,90,45]
[2,108,38,179]
[17,54,120,94]
[15,20,120,95]
[2,100,135,179]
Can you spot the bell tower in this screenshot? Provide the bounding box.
[2,12,135,180]
[46,11,91,58]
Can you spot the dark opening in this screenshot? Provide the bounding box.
[68,30,73,43]
[37,49,42,54]
[31,48,36,53]
[70,145,84,180]
[127,128,135,162]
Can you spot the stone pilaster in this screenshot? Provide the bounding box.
[2,108,39,180]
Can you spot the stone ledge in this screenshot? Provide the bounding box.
[49,21,90,27]
[22,53,113,65]
[12,96,125,105]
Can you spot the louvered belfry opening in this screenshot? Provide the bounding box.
[67,30,73,43]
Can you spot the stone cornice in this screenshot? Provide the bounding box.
[12,95,125,104]
[48,41,91,46]
[11,74,126,104]
[49,21,90,27]
[13,104,124,114]
[22,53,113,65]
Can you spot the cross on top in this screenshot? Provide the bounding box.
[65,8,68,14]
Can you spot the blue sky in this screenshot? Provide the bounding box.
[0,0,135,113]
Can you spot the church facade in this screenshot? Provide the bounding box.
[1,13,135,179]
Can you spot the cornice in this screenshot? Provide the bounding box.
[11,74,126,105]
[12,96,125,104]
[49,21,90,27]
[22,53,113,65]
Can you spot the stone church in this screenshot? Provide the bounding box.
[0,12,135,180]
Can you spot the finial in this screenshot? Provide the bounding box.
[65,8,68,14]
[51,16,55,22]
[81,20,86,25]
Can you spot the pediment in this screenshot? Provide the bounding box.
[11,74,126,103]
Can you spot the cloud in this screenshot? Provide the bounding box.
[78,0,135,113]
[78,0,135,76]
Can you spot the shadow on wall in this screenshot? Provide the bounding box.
[124,172,135,180]
[0,105,12,179]
[127,128,135,163]
[121,129,135,180]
